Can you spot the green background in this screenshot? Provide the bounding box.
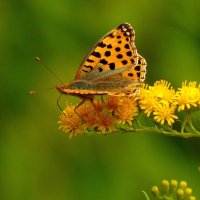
[1,0,200,199]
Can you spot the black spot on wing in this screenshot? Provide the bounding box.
[122,60,128,65]
[105,51,111,57]
[91,51,101,58]
[109,63,115,70]
[128,73,133,77]
[117,54,123,59]
[126,51,132,57]
[107,44,112,49]
[131,58,135,64]
[82,69,89,73]
[98,42,106,48]
[87,58,94,63]
[98,67,103,72]
[137,72,141,77]
[124,44,130,49]
[135,65,141,71]
[84,65,93,70]
[100,59,108,64]
[108,33,115,38]
[115,47,120,52]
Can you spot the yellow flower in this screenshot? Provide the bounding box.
[150,80,175,103]
[175,81,200,112]
[138,89,158,116]
[58,103,86,138]
[106,96,120,111]
[153,103,178,126]
[96,112,116,133]
[77,101,100,128]
[137,81,176,117]
[114,97,138,125]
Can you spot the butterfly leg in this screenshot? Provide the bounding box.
[89,99,108,126]
[90,99,99,113]
[74,99,86,120]
[57,94,67,117]
[100,95,105,104]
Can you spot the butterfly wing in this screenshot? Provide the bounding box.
[60,23,147,97]
[87,54,147,93]
[75,23,138,80]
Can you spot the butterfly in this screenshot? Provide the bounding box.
[56,23,147,113]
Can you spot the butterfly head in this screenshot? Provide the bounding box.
[56,83,70,94]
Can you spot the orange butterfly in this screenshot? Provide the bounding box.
[56,23,147,113]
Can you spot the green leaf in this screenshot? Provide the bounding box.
[191,110,200,131]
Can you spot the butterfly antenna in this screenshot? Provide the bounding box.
[29,86,56,96]
[35,56,63,84]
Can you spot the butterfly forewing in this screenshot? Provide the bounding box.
[75,23,138,80]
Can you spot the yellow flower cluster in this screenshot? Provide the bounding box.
[137,80,200,126]
[137,80,178,126]
[151,179,196,200]
[58,96,138,137]
[58,80,200,136]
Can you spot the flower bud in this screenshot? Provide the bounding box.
[170,179,178,192]
[189,196,196,200]
[185,188,192,196]
[179,181,187,189]
[177,188,184,199]
[151,186,159,197]
[161,179,170,194]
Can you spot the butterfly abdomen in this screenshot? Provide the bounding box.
[68,79,140,91]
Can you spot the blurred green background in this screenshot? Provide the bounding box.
[1,0,200,199]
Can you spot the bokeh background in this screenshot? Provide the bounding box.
[1,0,200,199]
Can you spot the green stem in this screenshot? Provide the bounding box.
[142,191,151,200]
[134,113,143,127]
[118,126,200,138]
[181,113,188,133]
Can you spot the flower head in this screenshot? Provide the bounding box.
[175,81,200,112]
[153,103,178,126]
[58,103,86,138]
[114,97,138,125]
[150,80,175,103]
[137,80,176,117]
[96,112,116,133]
